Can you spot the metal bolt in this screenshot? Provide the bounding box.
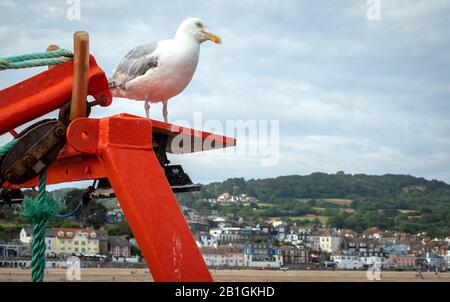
[54,126,66,137]
[98,96,107,105]
[89,96,107,107]
[22,155,36,168]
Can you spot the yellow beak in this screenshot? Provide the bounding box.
[204,31,222,44]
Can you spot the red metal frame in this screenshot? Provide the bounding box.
[0,55,236,282]
[0,55,111,136]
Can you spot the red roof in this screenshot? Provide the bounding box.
[363,227,381,234]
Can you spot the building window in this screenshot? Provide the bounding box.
[74,241,79,245]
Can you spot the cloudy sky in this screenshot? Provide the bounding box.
[1,0,450,187]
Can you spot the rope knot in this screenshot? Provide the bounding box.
[22,194,64,222]
[20,171,64,282]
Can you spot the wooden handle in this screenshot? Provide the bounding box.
[70,31,90,121]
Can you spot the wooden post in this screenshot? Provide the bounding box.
[46,45,60,70]
[70,31,90,121]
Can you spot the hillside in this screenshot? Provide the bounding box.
[2,172,449,240]
[176,172,450,237]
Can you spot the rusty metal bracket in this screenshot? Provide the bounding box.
[0,119,67,184]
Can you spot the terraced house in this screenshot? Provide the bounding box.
[54,228,99,256]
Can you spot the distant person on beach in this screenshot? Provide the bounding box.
[416,266,424,279]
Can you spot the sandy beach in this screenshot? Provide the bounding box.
[0,268,448,282]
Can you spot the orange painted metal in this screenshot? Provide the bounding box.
[0,45,235,281]
[12,151,107,188]
[12,115,236,188]
[0,55,111,136]
[4,114,235,282]
[152,119,237,154]
[66,114,215,281]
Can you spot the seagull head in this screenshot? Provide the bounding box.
[176,17,222,44]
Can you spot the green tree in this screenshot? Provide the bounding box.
[108,221,133,238]
[82,202,107,229]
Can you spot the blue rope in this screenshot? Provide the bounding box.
[55,202,82,219]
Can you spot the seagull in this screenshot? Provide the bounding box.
[109,17,222,122]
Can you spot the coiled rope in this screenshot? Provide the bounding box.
[22,171,63,282]
[1,140,63,283]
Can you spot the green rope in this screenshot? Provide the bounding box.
[22,171,64,282]
[2,140,63,282]
[0,49,73,63]
[0,49,73,70]
[0,139,16,157]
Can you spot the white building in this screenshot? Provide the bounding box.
[112,256,140,263]
[444,251,450,268]
[19,228,32,244]
[269,219,287,228]
[201,246,244,268]
[331,254,365,270]
[20,228,56,256]
[359,255,389,269]
[276,224,289,241]
[424,252,445,268]
[217,193,231,203]
[305,236,320,251]
[332,253,388,269]
[243,244,283,269]
[197,234,218,248]
[210,227,241,244]
[244,253,283,269]
[319,236,342,253]
[284,233,299,244]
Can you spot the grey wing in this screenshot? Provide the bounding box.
[109,42,159,88]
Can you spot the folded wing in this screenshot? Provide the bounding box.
[109,42,159,89]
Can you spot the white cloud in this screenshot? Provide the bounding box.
[1,0,450,186]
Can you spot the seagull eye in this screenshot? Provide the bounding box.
[196,22,203,28]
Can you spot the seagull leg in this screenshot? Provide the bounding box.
[144,101,150,119]
[162,100,169,123]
